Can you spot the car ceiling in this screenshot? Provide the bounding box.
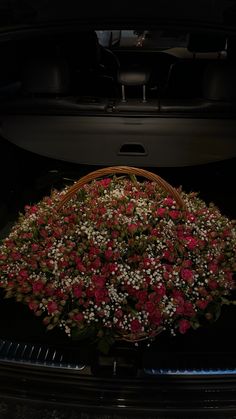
[1,0,236,30]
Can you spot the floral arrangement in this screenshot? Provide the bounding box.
[0,167,235,353]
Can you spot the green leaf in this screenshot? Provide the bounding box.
[190,319,200,330]
[97,335,115,355]
[77,189,87,202]
[129,174,138,186]
[207,302,222,322]
[71,325,97,341]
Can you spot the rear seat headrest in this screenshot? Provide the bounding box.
[203,62,236,101]
[118,68,150,85]
[22,59,70,95]
[188,32,226,53]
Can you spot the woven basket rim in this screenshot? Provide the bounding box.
[57,166,185,211]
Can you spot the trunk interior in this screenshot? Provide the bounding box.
[0,27,236,378]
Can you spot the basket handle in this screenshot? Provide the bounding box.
[57,166,185,211]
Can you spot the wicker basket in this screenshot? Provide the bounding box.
[0,166,235,349]
[57,166,184,211]
[57,166,184,343]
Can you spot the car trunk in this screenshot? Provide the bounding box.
[0,11,236,417]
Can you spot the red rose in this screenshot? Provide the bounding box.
[126,203,134,215]
[99,178,111,188]
[115,309,123,319]
[93,275,106,289]
[155,208,165,217]
[19,270,29,280]
[107,263,118,273]
[179,319,191,334]
[29,300,39,311]
[185,236,198,250]
[28,205,38,214]
[47,301,58,314]
[128,223,138,234]
[175,305,185,315]
[208,262,218,274]
[76,262,86,272]
[73,286,83,298]
[208,280,218,290]
[89,246,100,256]
[91,257,101,269]
[32,281,44,293]
[169,210,180,219]
[130,319,142,333]
[196,300,209,310]
[111,231,119,238]
[74,313,84,323]
[172,290,184,299]
[94,289,108,304]
[31,244,39,252]
[145,301,156,314]
[157,284,166,297]
[149,311,162,326]
[39,229,48,238]
[138,290,148,304]
[197,286,208,297]
[183,302,195,317]
[105,249,113,260]
[182,260,192,268]
[187,213,196,222]
[164,197,174,206]
[181,268,194,283]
